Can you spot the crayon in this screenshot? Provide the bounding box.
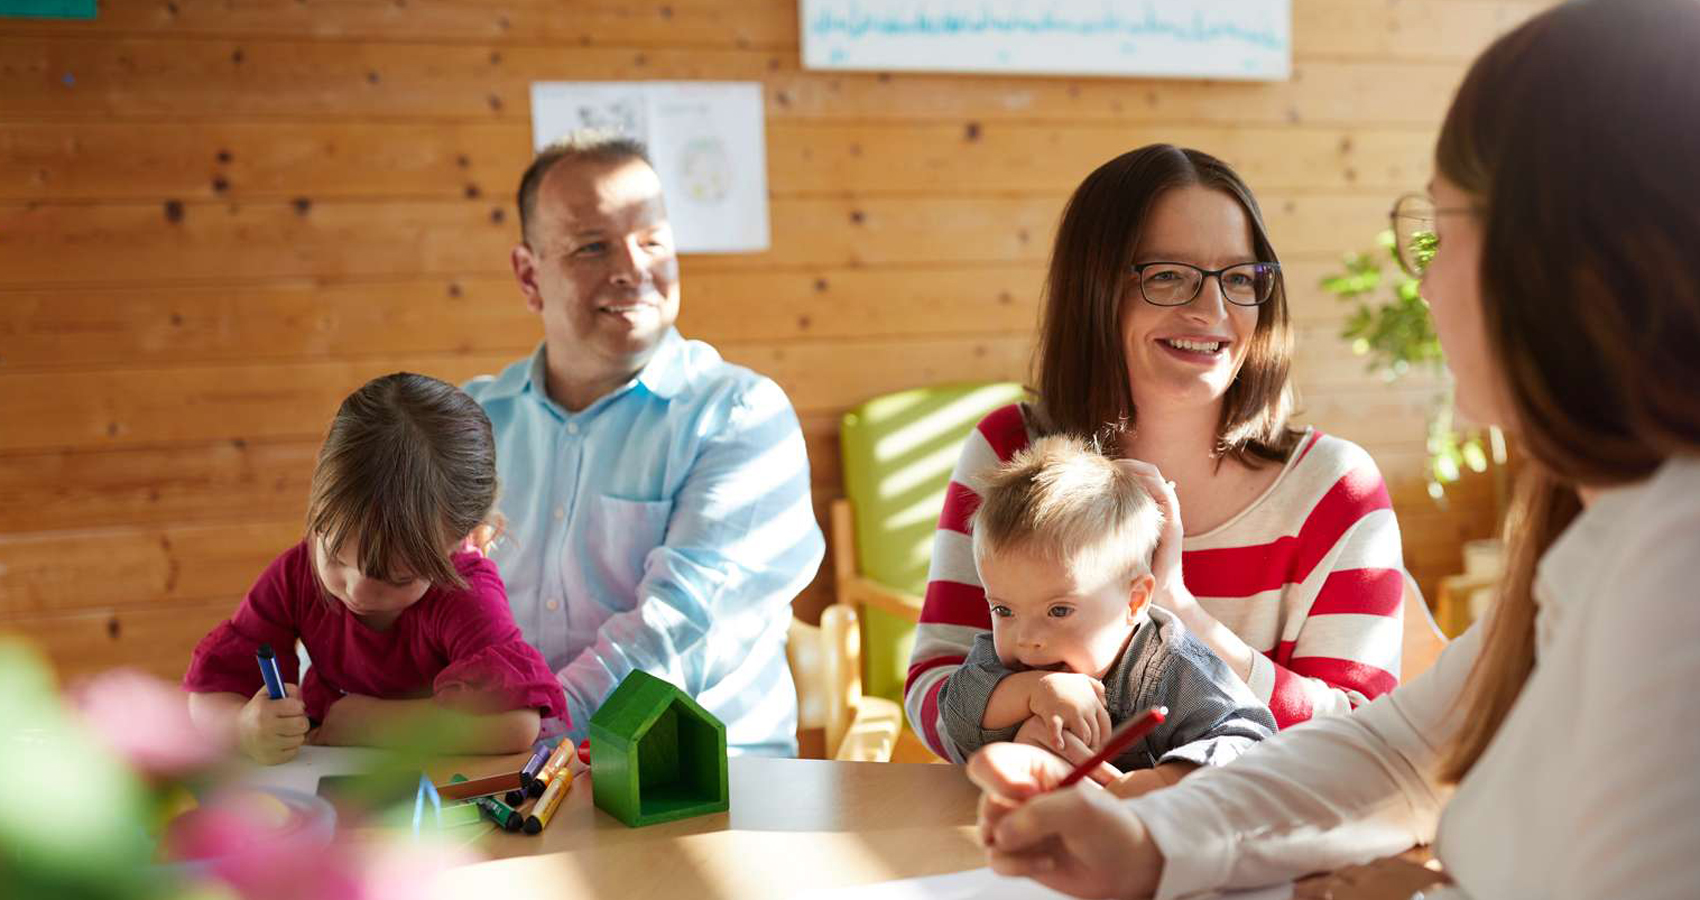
[517,743,550,790]
[523,766,573,835]
[1056,706,1167,789]
[527,739,575,799]
[256,643,285,700]
[435,770,522,801]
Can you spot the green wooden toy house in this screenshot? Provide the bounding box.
[587,670,729,827]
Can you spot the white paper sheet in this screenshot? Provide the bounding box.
[790,866,1292,900]
[529,81,769,254]
[227,744,388,796]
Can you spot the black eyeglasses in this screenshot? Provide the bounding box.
[1390,193,1478,278]
[1130,261,1281,307]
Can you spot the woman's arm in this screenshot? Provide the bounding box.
[970,618,1474,899]
[906,404,1029,760]
[1122,455,1404,726]
[1125,622,1473,898]
[315,695,540,754]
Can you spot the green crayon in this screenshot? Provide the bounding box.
[452,774,524,832]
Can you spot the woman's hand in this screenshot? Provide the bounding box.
[1113,459,1196,618]
[1294,856,1450,899]
[1115,458,1261,684]
[967,742,1164,899]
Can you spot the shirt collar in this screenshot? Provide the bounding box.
[634,327,689,400]
[518,327,690,413]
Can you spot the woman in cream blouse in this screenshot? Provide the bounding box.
[964,2,1700,898]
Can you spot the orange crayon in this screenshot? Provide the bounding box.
[526,738,576,799]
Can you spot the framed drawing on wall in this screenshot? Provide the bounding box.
[800,0,1291,81]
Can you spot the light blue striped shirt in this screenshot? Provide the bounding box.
[463,329,823,756]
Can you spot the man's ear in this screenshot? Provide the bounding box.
[1126,573,1156,623]
[511,243,544,313]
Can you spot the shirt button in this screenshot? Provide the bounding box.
[546,598,561,611]
[553,506,564,520]
[566,422,579,435]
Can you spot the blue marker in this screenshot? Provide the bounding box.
[256,643,286,700]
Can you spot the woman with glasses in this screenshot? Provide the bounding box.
[964,1,1700,898]
[906,143,1408,768]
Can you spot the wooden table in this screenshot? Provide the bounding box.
[426,755,985,899]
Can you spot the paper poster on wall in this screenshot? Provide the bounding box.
[800,0,1291,81]
[530,81,770,254]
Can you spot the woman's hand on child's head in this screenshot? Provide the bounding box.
[1029,672,1111,752]
[1114,459,1195,617]
[236,684,308,765]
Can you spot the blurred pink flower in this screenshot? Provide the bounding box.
[162,788,480,900]
[72,668,226,777]
[162,789,358,900]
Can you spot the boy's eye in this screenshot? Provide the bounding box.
[1047,606,1073,618]
[990,605,1012,618]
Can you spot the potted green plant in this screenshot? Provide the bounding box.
[1320,230,1507,503]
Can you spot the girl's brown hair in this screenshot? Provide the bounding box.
[1438,0,1700,781]
[307,372,499,592]
[1032,144,1303,466]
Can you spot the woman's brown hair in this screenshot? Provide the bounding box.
[1438,0,1700,781]
[1032,143,1302,466]
[307,372,499,592]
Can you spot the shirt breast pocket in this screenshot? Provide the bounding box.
[580,493,674,609]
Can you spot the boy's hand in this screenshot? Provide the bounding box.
[1028,673,1110,753]
[236,683,308,765]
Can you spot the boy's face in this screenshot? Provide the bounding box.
[978,544,1154,680]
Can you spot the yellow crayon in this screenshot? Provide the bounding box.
[522,765,573,834]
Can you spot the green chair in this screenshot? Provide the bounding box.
[833,382,1029,758]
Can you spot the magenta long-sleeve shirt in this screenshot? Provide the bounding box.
[184,540,567,724]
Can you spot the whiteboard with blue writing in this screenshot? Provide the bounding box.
[800,1,1291,81]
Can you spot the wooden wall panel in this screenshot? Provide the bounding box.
[0,194,1406,284]
[2,120,1432,202]
[2,0,1535,680]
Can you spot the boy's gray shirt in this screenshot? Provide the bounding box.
[937,605,1277,769]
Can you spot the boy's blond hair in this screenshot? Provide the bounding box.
[970,434,1162,587]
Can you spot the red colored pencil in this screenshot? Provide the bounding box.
[1056,705,1167,788]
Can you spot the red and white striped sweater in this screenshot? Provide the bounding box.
[905,404,1406,761]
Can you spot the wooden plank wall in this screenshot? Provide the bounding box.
[1,0,1542,683]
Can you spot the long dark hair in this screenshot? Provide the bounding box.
[307,372,498,591]
[1439,0,1700,781]
[1032,144,1302,466]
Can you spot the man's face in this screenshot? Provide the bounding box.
[511,157,681,391]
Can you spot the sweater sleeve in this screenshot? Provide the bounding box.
[1247,451,1405,727]
[937,633,1022,755]
[1129,617,1474,899]
[904,404,1029,762]
[182,543,306,698]
[432,553,568,722]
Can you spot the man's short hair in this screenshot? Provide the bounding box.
[515,130,654,247]
[970,434,1162,587]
